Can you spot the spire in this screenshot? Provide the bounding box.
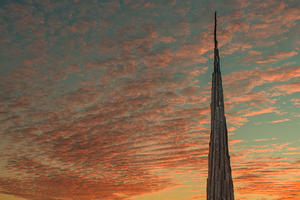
[214,11,217,49]
[213,12,220,73]
[206,12,235,200]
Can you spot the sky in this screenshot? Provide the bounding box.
[0,0,299,200]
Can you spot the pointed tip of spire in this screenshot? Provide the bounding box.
[214,11,218,49]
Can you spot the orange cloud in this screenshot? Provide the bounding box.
[243,107,279,117]
[291,98,300,105]
[256,51,298,64]
[271,118,290,123]
[274,81,300,94]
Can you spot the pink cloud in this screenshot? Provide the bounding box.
[274,81,300,94]
[254,138,278,142]
[243,107,279,117]
[222,41,252,55]
[223,65,300,97]
[271,118,290,123]
[256,51,298,64]
[291,98,300,105]
[229,139,244,145]
[226,115,249,127]
[160,35,176,43]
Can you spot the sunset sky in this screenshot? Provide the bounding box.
[0,0,300,200]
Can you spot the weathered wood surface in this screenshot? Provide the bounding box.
[206,12,235,200]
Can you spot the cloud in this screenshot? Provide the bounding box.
[232,153,300,199]
[254,138,278,142]
[243,107,279,117]
[274,81,300,94]
[271,118,290,123]
[222,41,252,55]
[290,98,300,105]
[256,51,298,64]
[0,52,210,200]
[223,65,300,96]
